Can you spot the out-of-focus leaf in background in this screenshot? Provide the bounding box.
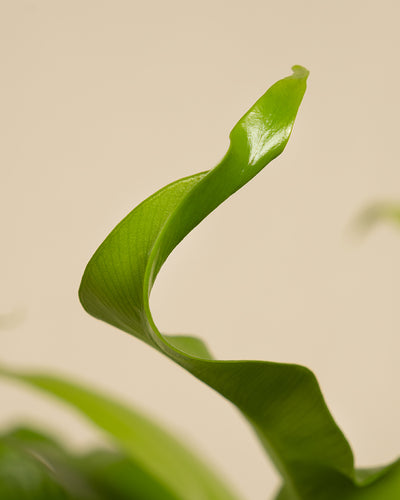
[0,365,238,500]
[356,202,400,233]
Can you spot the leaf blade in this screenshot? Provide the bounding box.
[79,66,399,498]
[0,366,239,500]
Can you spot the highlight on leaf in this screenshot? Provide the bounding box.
[2,66,398,500]
[77,65,400,498]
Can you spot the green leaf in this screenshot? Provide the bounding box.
[78,66,399,498]
[0,366,238,500]
[356,202,400,233]
[79,449,180,500]
[0,437,73,500]
[0,426,99,500]
[0,425,181,500]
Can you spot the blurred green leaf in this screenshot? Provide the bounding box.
[0,425,183,500]
[356,202,400,233]
[0,366,238,500]
[78,66,399,498]
[0,439,71,500]
[79,449,179,500]
[0,426,100,500]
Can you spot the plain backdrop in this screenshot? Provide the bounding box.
[1,1,399,498]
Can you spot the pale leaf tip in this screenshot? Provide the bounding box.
[291,65,310,79]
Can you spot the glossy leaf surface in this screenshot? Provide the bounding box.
[78,67,399,498]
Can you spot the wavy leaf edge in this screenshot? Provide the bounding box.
[77,65,399,499]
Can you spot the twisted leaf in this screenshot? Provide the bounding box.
[78,66,400,499]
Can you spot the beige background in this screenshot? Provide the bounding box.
[1,1,399,498]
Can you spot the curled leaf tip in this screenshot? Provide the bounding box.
[291,65,309,79]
